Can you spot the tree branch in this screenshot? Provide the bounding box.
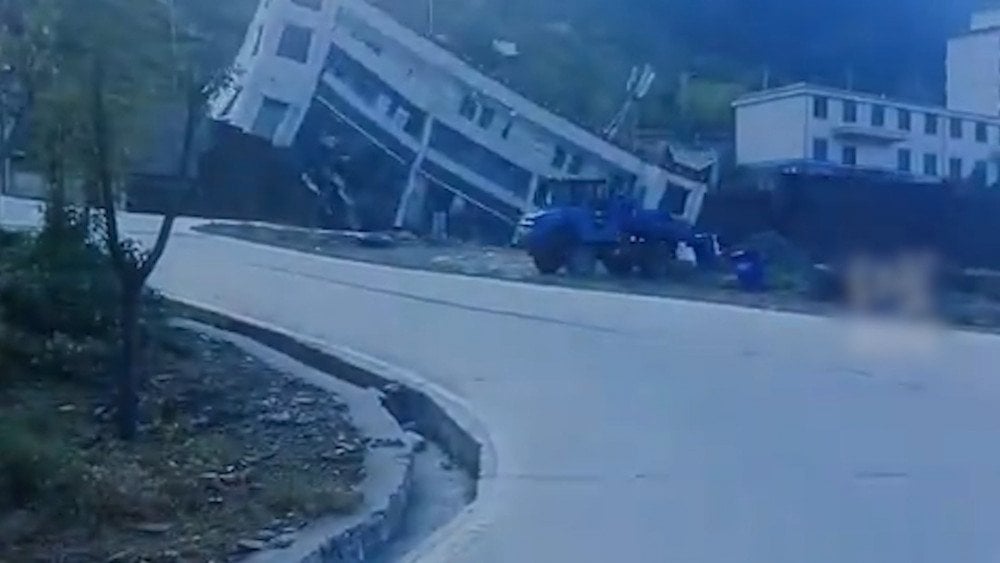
[90,55,128,278]
[137,77,202,281]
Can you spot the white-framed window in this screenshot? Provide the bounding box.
[276,24,313,63]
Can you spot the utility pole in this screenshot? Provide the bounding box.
[0,102,6,226]
[168,0,179,89]
[426,0,434,36]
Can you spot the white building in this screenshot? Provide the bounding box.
[733,83,1000,184]
[211,0,709,228]
[947,8,1000,116]
[735,8,1000,186]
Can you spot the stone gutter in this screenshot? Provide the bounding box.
[168,300,484,562]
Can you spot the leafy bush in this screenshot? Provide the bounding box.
[0,202,166,381]
[0,205,118,339]
[0,417,60,509]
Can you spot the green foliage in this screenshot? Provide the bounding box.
[0,202,163,381]
[0,207,116,338]
[0,413,61,509]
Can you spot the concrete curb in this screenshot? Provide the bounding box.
[167,298,488,562]
[173,319,415,563]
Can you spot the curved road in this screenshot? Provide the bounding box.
[6,199,1000,562]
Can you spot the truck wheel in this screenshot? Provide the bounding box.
[532,250,565,275]
[638,241,674,279]
[602,249,633,277]
[567,245,598,277]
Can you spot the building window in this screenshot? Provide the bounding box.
[897,148,911,172]
[251,25,264,56]
[428,124,533,196]
[923,153,938,176]
[925,114,939,135]
[477,106,496,129]
[813,96,828,119]
[459,94,477,120]
[950,117,963,139]
[276,24,313,63]
[251,97,289,139]
[974,160,988,185]
[552,146,568,169]
[949,157,963,179]
[842,145,857,166]
[219,86,243,118]
[501,118,514,139]
[350,25,383,55]
[871,104,885,127]
[292,0,323,9]
[812,137,829,161]
[843,100,857,123]
[898,109,911,131]
[977,122,989,143]
[567,154,584,175]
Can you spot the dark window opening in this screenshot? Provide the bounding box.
[812,138,828,161]
[842,100,857,123]
[898,109,911,131]
[950,117,963,139]
[813,96,828,119]
[251,97,289,139]
[459,95,477,120]
[251,26,264,56]
[841,145,857,166]
[925,114,938,135]
[276,24,313,63]
[871,105,885,127]
[552,146,568,169]
[478,106,496,129]
[897,148,911,172]
[429,124,532,196]
[567,154,584,175]
[924,153,938,176]
[950,157,963,179]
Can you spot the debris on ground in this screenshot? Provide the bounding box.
[0,327,366,563]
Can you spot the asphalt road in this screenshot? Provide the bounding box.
[5,197,1000,563]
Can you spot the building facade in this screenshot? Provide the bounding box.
[735,8,1000,187]
[947,8,1000,116]
[211,0,708,229]
[734,83,1000,185]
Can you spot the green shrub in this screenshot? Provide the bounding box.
[0,205,118,340]
[0,202,166,381]
[0,419,59,509]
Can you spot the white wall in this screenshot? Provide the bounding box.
[216,0,344,146]
[735,96,809,164]
[971,9,1000,31]
[947,32,1000,117]
[738,90,1000,185]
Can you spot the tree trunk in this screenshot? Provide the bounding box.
[116,286,141,440]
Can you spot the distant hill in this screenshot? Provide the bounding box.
[183,0,982,136]
[373,0,980,136]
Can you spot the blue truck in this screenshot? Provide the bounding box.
[516,178,707,278]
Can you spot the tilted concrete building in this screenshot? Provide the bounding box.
[210,0,710,231]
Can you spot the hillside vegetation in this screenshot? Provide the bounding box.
[181,0,979,136]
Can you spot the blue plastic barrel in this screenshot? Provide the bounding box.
[731,250,765,291]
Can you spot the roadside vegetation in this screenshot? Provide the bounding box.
[0,1,367,560]
[0,216,365,559]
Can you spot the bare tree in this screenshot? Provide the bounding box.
[89,57,227,439]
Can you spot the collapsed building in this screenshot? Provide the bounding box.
[204,0,714,238]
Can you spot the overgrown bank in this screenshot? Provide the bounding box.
[0,215,367,562]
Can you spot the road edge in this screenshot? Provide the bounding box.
[165,295,499,563]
